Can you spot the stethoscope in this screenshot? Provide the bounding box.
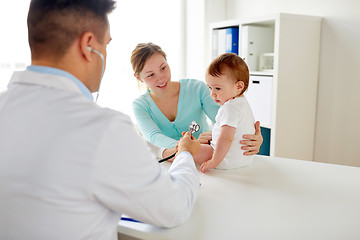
[158,121,200,163]
[87,46,104,103]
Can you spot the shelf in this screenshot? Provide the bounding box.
[250,71,273,76]
[209,13,322,161]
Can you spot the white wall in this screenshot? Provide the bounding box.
[220,0,360,167]
[98,0,183,121]
[0,1,30,91]
[184,0,227,80]
[184,0,204,80]
[0,0,183,123]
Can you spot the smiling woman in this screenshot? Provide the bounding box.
[131,42,220,149]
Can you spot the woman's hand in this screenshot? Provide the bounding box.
[197,131,212,144]
[240,121,263,155]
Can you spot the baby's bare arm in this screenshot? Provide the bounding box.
[201,125,235,173]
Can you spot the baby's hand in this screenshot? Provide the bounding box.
[200,159,218,173]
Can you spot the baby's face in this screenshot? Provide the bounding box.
[205,72,242,106]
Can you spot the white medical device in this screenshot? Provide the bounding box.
[87,46,104,102]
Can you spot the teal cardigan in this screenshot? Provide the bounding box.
[133,79,220,148]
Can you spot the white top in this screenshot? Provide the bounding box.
[0,70,199,240]
[118,156,360,240]
[211,96,255,169]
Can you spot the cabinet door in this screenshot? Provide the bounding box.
[245,75,273,127]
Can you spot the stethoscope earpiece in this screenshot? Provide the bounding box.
[87,46,104,102]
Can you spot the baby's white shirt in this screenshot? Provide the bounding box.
[211,96,255,169]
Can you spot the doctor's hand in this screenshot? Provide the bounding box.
[241,121,263,155]
[177,132,200,157]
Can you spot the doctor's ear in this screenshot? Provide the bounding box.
[80,31,95,60]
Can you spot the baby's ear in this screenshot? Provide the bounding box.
[237,80,245,90]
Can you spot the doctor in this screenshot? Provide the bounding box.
[0,1,201,240]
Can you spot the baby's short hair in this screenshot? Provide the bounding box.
[207,53,250,93]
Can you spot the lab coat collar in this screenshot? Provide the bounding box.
[8,69,94,101]
[26,65,93,100]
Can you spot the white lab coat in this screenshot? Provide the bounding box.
[0,70,199,240]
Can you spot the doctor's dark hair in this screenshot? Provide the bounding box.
[131,42,167,76]
[207,53,250,95]
[27,0,116,59]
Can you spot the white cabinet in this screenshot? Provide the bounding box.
[209,13,322,161]
[245,75,273,128]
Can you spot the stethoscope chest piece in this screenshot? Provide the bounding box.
[189,121,200,134]
[158,121,200,163]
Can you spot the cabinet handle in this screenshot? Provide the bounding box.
[252,80,260,84]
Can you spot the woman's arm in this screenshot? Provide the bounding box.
[200,125,235,173]
[133,100,177,148]
[241,121,263,155]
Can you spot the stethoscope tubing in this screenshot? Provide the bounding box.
[158,151,177,163]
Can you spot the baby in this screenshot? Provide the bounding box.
[198,53,256,173]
